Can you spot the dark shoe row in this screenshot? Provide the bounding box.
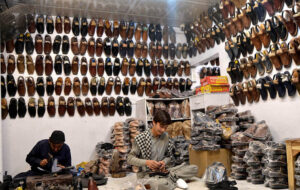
[1,96,132,119]
[1,75,192,98]
[230,72,297,106]
[26,15,176,42]
[199,67,221,79]
[1,54,191,77]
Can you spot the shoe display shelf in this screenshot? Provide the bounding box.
[286,138,300,190]
[136,98,191,125]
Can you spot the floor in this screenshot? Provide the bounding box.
[88,173,289,190]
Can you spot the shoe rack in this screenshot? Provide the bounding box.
[135,97,191,127]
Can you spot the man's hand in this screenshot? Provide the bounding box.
[57,164,65,169]
[40,159,48,166]
[146,160,160,171]
[158,161,166,171]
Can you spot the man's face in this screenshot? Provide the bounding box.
[49,141,63,152]
[152,121,168,136]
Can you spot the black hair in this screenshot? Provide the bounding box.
[49,130,65,144]
[153,109,171,125]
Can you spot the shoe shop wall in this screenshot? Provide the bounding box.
[189,2,300,143]
[0,17,189,176]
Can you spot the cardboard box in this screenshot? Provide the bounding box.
[200,84,229,93]
[189,147,232,177]
[200,76,229,86]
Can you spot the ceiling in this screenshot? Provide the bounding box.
[0,0,218,26]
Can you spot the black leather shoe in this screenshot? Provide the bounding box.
[36,77,45,96]
[116,96,125,116]
[144,58,151,77]
[264,76,277,99]
[120,40,127,58]
[28,98,36,117]
[122,77,130,95]
[112,38,119,57]
[1,76,6,98]
[54,55,62,74]
[171,60,178,76]
[165,60,172,77]
[179,78,186,92]
[7,74,17,97]
[98,77,105,95]
[113,58,121,76]
[104,37,111,56]
[283,71,296,97]
[155,24,162,41]
[254,1,266,22]
[46,76,54,96]
[81,17,88,36]
[163,43,169,59]
[25,33,34,54]
[127,39,134,58]
[36,15,45,34]
[272,15,288,41]
[53,35,61,54]
[62,35,70,54]
[72,17,80,36]
[18,97,27,118]
[149,24,156,41]
[8,98,17,119]
[105,57,112,76]
[169,43,176,60]
[90,77,97,96]
[256,78,268,100]
[265,19,278,43]
[124,97,132,116]
[38,98,45,117]
[15,33,25,54]
[46,15,54,34]
[273,73,286,98]
[136,58,144,76]
[63,56,71,75]
[130,77,137,94]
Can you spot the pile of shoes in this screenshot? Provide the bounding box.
[148,86,194,98]
[166,101,182,119]
[191,111,222,151]
[294,155,300,187]
[167,120,191,140]
[172,135,190,166]
[111,122,130,156]
[262,142,288,189]
[92,142,114,176]
[237,110,255,131]
[243,141,266,184]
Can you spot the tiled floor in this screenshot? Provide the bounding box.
[91,173,289,190]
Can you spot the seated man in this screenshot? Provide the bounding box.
[127,110,198,190]
[26,130,71,175]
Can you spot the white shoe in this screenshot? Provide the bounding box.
[176,178,188,189]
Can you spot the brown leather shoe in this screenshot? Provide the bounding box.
[239,8,251,29]
[96,38,103,57]
[26,76,35,97]
[113,20,119,38]
[269,43,283,70]
[17,76,26,96]
[88,18,97,36]
[250,26,262,51]
[67,97,75,116]
[98,58,104,76]
[289,37,300,65]
[71,56,79,75]
[55,77,63,95]
[142,42,148,58]
[1,54,5,74]
[114,77,122,95]
[80,37,87,55]
[73,77,81,96]
[104,19,113,38]
[93,97,101,116]
[249,79,260,102]
[35,55,44,76]
[101,97,109,116]
[257,24,270,48]
[64,77,72,95]
[149,41,156,60]
[88,37,95,57]
[17,55,25,74]
[71,37,79,55]
[108,97,116,116]
[158,59,164,77]
[240,58,250,79]
[120,21,128,40]
[81,57,88,75]
[145,78,152,96]
[55,16,62,33]
[45,55,53,76]
[247,56,257,78]
[58,96,66,117]
[64,16,71,34]
[44,35,52,54]
[150,59,158,76]
[135,42,142,58]
[152,77,160,93]
[2,98,8,120]
[26,55,34,75]
[129,58,136,76]
[85,98,93,116]
[5,39,14,53]
[142,24,148,42]
[282,10,298,37]
[97,18,104,37]
[135,23,142,42]
[35,34,43,54]
[137,78,146,96]
[89,58,97,77]
[47,96,56,117]
[121,58,129,76]
[76,98,85,117]
[173,78,179,90]
[184,61,191,76]
[160,78,166,89]
[242,82,253,103]
[7,55,15,75]
[156,41,163,59]
[178,61,184,76]
[82,77,89,96]
[27,14,36,33]
[277,41,292,68]
[106,77,114,95]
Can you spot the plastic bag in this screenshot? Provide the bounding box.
[203,162,228,185]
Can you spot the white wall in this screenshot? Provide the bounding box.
[1,18,188,176]
[189,17,300,143]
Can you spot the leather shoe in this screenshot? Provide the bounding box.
[163,43,169,59]
[80,57,88,75]
[38,97,45,117]
[6,39,14,53]
[113,58,121,76]
[108,97,116,116]
[55,77,63,95]
[277,41,292,68]
[44,35,52,55]
[127,39,135,58]
[269,43,282,70]
[121,57,129,76]
[1,76,6,98]
[124,97,132,116]
[46,15,54,34]
[130,77,137,94]
[122,77,130,95]
[158,59,165,77]
[1,54,6,74]
[120,40,127,58]
[58,96,66,117]
[17,76,26,96]
[72,17,80,36]
[36,77,44,96]
[76,98,85,117]
[8,98,17,119]
[63,56,71,75]
[144,58,151,77]
[35,55,43,76]
[96,38,103,57]
[145,78,152,96]
[62,35,70,54]
[1,98,8,120]
[27,14,36,33]
[97,18,104,37]
[64,77,72,95]
[64,16,71,34]
[112,38,119,57]
[149,41,156,59]
[47,96,56,117]
[81,18,88,37]
[101,97,109,116]
[7,55,15,75]
[28,98,36,118]
[98,77,105,95]
[36,15,44,34]
[106,77,114,95]
[53,35,61,54]
[85,98,93,116]
[165,60,172,77]
[105,57,112,76]
[142,42,148,58]
[137,78,146,96]
[71,56,79,75]
[129,58,136,76]
[17,55,25,74]
[98,58,104,76]
[93,97,101,116]
[26,76,35,96]
[135,42,142,58]
[73,77,81,96]
[80,37,87,55]
[120,21,128,40]
[104,37,111,56]
[55,16,62,33]
[116,96,125,116]
[82,77,89,96]
[136,58,144,76]
[114,76,122,95]
[152,77,159,93]
[89,58,97,77]
[104,19,113,38]
[156,41,163,59]
[25,33,34,55]
[53,55,62,75]
[135,23,142,42]
[151,59,158,76]
[71,36,79,55]
[46,76,54,96]
[67,97,75,116]
[17,98,26,118]
[45,55,53,76]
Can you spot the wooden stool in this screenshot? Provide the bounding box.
[286,138,300,190]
